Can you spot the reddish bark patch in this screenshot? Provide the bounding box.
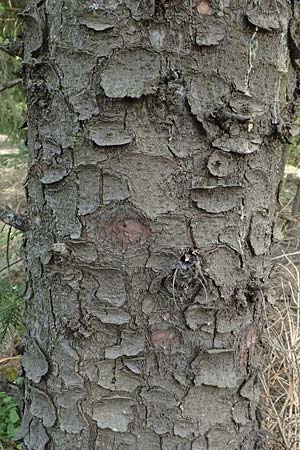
[197,0,212,15]
[93,205,152,254]
[151,328,180,351]
[107,217,151,252]
[245,325,257,348]
[239,325,258,368]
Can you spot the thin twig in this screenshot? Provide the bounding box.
[0,380,20,398]
[0,259,22,274]
[172,267,179,309]
[0,205,29,232]
[6,225,11,274]
[272,251,300,261]
[261,262,300,449]
[0,355,21,365]
[0,78,22,93]
[0,41,23,57]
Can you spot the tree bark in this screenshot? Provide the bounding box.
[20,1,299,449]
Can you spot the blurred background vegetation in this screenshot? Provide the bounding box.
[0,0,25,143]
[0,1,300,450]
[0,1,26,448]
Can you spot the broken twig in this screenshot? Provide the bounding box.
[0,78,22,94]
[0,206,29,232]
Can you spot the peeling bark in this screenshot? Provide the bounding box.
[22,0,299,449]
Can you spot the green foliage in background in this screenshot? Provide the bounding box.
[0,1,26,344]
[0,0,26,144]
[0,4,26,447]
[0,143,27,166]
[0,280,24,343]
[0,390,21,448]
[288,126,300,168]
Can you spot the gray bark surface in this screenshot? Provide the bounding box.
[21,0,299,449]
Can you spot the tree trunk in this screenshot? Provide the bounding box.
[20,1,299,449]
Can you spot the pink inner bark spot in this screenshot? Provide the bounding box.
[239,326,258,368]
[109,218,150,252]
[151,329,178,349]
[115,219,147,242]
[245,325,257,348]
[197,0,212,15]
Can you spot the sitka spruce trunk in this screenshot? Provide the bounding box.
[20,1,299,449]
